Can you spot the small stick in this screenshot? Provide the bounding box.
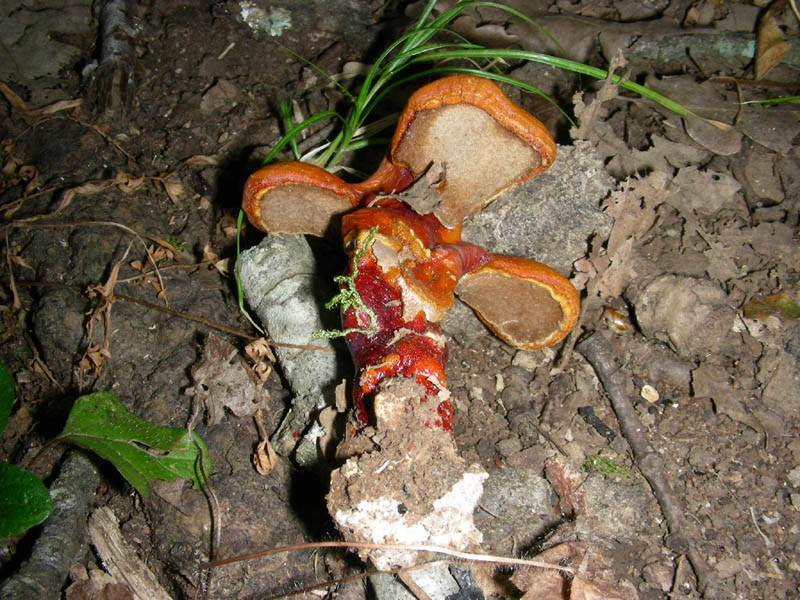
[576,333,714,596]
[15,280,335,353]
[199,540,574,574]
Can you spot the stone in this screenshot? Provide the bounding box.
[461,140,613,275]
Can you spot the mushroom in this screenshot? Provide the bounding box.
[455,255,580,350]
[241,74,579,569]
[243,74,579,408]
[243,161,360,238]
[389,74,557,228]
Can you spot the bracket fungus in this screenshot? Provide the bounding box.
[243,75,579,569]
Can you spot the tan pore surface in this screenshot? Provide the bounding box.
[456,270,564,348]
[393,104,540,227]
[259,184,354,237]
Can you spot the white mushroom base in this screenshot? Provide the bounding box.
[327,377,487,571]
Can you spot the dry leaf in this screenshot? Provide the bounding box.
[253,437,278,475]
[116,174,146,194]
[244,338,275,383]
[56,172,139,214]
[0,82,82,119]
[159,175,186,205]
[253,408,278,475]
[755,1,790,80]
[79,344,111,373]
[513,543,637,600]
[10,254,34,271]
[191,334,268,425]
[201,242,218,263]
[183,154,219,166]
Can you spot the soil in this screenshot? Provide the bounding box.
[1,1,799,599]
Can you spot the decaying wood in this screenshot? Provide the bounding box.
[88,506,172,600]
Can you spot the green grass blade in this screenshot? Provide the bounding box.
[411,47,709,121]
[467,1,569,58]
[275,42,356,103]
[741,95,800,105]
[262,110,343,166]
[280,98,301,160]
[235,210,265,334]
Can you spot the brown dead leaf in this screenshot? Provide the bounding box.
[390,162,446,216]
[218,214,239,238]
[0,82,82,119]
[9,253,34,271]
[78,344,111,373]
[583,172,666,303]
[56,172,140,214]
[755,0,790,80]
[183,154,219,166]
[253,409,278,475]
[244,337,275,383]
[115,174,146,194]
[253,435,279,475]
[692,361,768,433]
[201,242,230,276]
[191,333,268,425]
[158,175,186,205]
[512,543,637,600]
[571,51,627,141]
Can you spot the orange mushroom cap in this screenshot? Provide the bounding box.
[455,255,579,350]
[243,161,361,238]
[388,75,557,228]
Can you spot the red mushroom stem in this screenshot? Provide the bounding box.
[339,199,492,430]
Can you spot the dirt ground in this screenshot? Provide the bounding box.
[1,1,799,599]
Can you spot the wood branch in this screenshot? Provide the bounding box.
[576,332,715,597]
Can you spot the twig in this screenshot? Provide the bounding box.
[398,571,433,600]
[576,332,714,596]
[749,506,772,549]
[199,540,574,574]
[15,280,335,353]
[10,219,169,305]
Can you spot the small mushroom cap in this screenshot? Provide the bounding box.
[243,162,360,237]
[390,75,556,228]
[455,255,579,350]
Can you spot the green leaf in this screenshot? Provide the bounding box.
[0,462,52,538]
[55,392,211,497]
[0,363,13,437]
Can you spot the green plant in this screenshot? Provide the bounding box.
[1,369,212,539]
[263,0,716,171]
[164,235,186,252]
[313,226,379,338]
[52,392,211,497]
[580,453,631,479]
[0,364,52,538]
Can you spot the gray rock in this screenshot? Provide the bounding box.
[475,466,559,555]
[461,140,613,275]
